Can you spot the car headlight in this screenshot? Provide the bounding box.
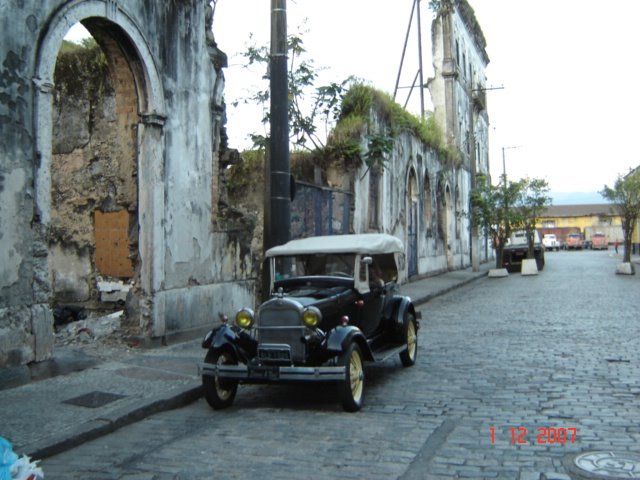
[235,308,254,329]
[302,306,322,328]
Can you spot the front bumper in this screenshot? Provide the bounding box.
[199,362,346,382]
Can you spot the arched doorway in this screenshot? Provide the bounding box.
[34,1,166,338]
[423,168,433,239]
[436,176,454,270]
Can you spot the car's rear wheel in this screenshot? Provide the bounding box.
[202,349,238,410]
[399,312,418,367]
[337,342,364,412]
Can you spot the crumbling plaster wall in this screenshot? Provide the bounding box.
[430,0,490,177]
[347,116,471,281]
[0,0,258,368]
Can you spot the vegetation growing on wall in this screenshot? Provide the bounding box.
[54,39,112,100]
[234,31,453,175]
[225,150,265,197]
[326,83,457,169]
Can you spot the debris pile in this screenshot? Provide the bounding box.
[54,310,123,346]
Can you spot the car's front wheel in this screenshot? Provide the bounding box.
[399,312,418,367]
[337,342,364,412]
[202,348,239,410]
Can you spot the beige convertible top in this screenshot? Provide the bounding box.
[265,233,404,257]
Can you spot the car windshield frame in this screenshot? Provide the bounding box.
[273,253,356,281]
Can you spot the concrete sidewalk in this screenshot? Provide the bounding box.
[0,262,491,460]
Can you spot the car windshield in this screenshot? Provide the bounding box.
[273,253,356,280]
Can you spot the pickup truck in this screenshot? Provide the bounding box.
[542,234,560,251]
[502,230,545,273]
[566,233,584,250]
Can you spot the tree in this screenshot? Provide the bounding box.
[601,168,640,264]
[514,177,552,259]
[236,31,352,152]
[470,174,523,269]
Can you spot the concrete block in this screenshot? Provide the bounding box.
[488,268,509,278]
[521,259,538,276]
[31,304,54,362]
[98,279,132,303]
[616,262,635,275]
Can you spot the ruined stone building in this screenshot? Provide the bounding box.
[429,0,492,267]
[0,0,491,370]
[0,0,256,369]
[340,0,491,278]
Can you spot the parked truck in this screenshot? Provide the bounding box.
[502,230,545,273]
[590,232,608,250]
[542,233,560,251]
[566,233,584,250]
[538,226,581,249]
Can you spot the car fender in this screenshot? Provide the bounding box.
[202,324,238,349]
[325,325,374,361]
[201,324,256,362]
[391,296,420,336]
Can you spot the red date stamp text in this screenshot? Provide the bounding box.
[490,427,577,445]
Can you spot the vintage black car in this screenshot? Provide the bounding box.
[199,233,420,412]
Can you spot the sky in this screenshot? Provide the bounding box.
[211,0,640,197]
[68,1,640,197]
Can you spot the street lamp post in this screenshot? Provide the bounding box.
[501,145,520,183]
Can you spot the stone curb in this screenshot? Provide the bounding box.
[410,271,489,306]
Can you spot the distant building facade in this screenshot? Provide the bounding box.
[538,204,624,246]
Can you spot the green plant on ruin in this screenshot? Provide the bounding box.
[54,38,112,101]
[290,150,324,183]
[225,150,265,197]
[235,29,351,152]
[362,133,394,178]
[327,83,452,168]
[324,115,367,168]
[235,33,451,174]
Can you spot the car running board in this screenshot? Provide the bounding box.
[370,344,406,363]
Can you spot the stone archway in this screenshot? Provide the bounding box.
[33,1,167,336]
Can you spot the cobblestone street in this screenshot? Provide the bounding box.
[40,251,640,479]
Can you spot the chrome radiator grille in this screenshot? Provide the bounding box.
[257,298,306,363]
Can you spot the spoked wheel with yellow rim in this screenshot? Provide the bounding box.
[202,348,238,410]
[399,312,418,367]
[337,342,365,412]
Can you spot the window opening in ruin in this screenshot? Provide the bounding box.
[50,22,140,339]
[455,186,461,239]
[424,171,433,237]
[368,167,380,230]
[407,169,419,278]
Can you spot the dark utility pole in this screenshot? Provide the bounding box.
[266,0,290,251]
[263,0,290,299]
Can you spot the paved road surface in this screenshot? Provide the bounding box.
[41,250,640,479]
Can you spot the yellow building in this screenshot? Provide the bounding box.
[537,204,625,245]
